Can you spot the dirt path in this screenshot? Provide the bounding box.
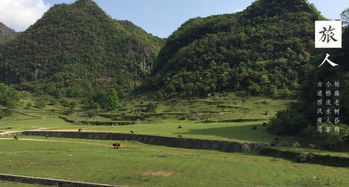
[0,137,112,148]
[0,128,49,136]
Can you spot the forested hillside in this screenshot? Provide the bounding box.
[0,0,164,97]
[141,0,324,98]
[0,22,16,44]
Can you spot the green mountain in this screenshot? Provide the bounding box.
[0,22,16,44]
[142,0,323,98]
[0,0,163,96]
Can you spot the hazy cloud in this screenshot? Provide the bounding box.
[0,0,50,31]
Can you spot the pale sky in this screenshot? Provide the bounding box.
[0,0,348,38]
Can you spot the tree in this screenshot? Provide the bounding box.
[0,83,19,109]
[341,8,349,27]
[101,89,119,111]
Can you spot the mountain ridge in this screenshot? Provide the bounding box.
[0,0,164,96]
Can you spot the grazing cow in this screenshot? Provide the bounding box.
[178,125,182,129]
[14,136,18,140]
[178,134,182,138]
[130,130,135,134]
[78,128,82,132]
[45,135,49,139]
[264,111,270,115]
[112,143,121,149]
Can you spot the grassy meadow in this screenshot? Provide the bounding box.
[1,92,349,187]
[1,136,349,187]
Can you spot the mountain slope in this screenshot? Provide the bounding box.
[0,22,16,44]
[142,0,323,97]
[0,0,163,96]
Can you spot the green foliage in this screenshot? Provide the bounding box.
[267,106,309,135]
[0,0,163,96]
[301,124,349,150]
[69,101,77,110]
[142,0,323,97]
[0,83,19,109]
[101,89,119,111]
[34,99,46,109]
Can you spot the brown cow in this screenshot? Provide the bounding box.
[14,136,18,140]
[112,143,121,149]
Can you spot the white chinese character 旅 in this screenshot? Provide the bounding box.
[319,25,338,43]
[318,54,338,67]
[315,21,342,48]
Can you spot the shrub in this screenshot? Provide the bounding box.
[267,107,308,135]
[301,124,349,151]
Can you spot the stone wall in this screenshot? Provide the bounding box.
[22,131,270,153]
[0,173,118,187]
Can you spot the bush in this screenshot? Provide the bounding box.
[0,83,19,109]
[267,107,308,135]
[301,124,349,151]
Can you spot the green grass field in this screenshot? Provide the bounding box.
[0,92,289,143]
[0,136,348,187]
[1,92,349,186]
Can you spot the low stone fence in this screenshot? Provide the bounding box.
[22,131,270,153]
[0,173,119,187]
